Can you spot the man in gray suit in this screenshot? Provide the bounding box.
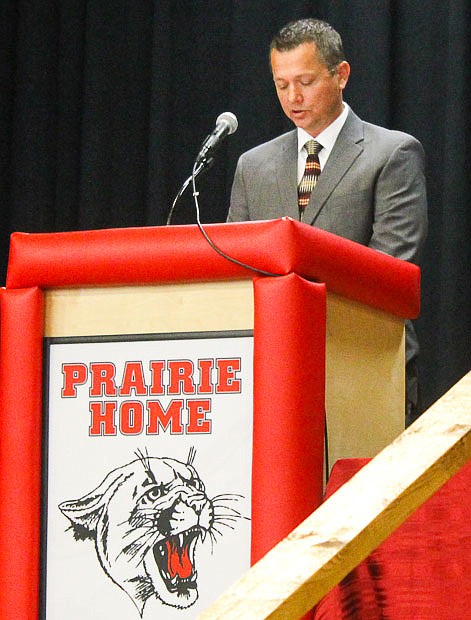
[227,18,428,424]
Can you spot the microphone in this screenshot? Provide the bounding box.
[195,112,238,164]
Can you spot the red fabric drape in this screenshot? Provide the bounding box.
[313,458,471,619]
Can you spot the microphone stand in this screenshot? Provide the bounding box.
[166,157,215,226]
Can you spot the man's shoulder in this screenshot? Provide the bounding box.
[349,110,422,148]
[366,121,419,144]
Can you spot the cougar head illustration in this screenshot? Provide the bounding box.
[59,450,244,616]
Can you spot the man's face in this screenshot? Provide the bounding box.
[270,42,350,137]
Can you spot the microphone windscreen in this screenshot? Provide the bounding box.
[216,111,238,135]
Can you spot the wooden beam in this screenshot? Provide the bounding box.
[197,371,471,620]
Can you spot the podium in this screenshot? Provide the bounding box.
[0,218,420,620]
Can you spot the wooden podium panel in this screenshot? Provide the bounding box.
[326,292,405,466]
[44,281,254,337]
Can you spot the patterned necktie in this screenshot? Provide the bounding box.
[298,139,322,217]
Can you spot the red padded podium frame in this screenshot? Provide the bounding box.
[0,218,420,620]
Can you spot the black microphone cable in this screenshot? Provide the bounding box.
[189,160,281,278]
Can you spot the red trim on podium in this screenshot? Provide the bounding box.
[252,274,326,563]
[6,218,420,318]
[0,288,44,620]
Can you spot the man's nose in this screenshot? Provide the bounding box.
[287,84,302,103]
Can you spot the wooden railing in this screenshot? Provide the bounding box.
[198,370,471,620]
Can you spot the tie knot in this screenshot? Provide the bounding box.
[305,140,322,156]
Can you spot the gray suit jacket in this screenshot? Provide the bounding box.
[227,109,428,372]
[228,109,428,266]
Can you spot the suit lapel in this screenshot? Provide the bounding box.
[275,131,299,220]
[303,110,365,225]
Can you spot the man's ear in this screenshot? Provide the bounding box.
[337,61,350,90]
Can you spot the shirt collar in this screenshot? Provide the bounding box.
[297,102,350,153]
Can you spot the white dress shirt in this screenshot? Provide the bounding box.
[297,102,350,183]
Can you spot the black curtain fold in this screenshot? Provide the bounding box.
[1,0,470,410]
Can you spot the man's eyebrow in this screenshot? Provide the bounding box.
[274,71,316,79]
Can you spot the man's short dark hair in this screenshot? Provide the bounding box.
[270,18,346,72]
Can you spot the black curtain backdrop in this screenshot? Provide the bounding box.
[1,1,470,410]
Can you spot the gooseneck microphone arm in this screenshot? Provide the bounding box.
[166,157,214,226]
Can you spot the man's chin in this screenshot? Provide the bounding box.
[289,112,317,133]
